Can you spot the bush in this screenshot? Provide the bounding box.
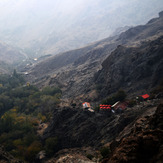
[25,141,42,161]
[100,147,110,158]
[42,86,62,96]
[94,106,100,112]
[87,154,94,160]
[116,90,127,101]
[0,72,62,161]
[128,99,137,107]
[45,137,58,156]
[102,90,126,105]
[96,84,104,91]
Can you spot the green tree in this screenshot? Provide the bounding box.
[102,90,126,105]
[100,147,110,158]
[45,137,58,156]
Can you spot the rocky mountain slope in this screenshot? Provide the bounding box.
[0,42,26,64]
[95,36,163,98]
[0,10,163,163]
[0,61,12,74]
[41,97,163,162]
[0,41,27,73]
[26,11,163,105]
[104,103,163,163]
[0,146,23,163]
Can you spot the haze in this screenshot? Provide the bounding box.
[0,0,163,56]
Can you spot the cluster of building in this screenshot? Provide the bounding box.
[82,94,150,113]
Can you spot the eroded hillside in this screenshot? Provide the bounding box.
[0,10,163,163]
[25,11,163,105]
[0,41,28,74]
[95,36,163,99]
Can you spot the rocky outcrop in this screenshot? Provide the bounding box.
[117,11,163,43]
[26,12,163,103]
[0,146,23,163]
[44,148,97,163]
[42,99,161,159]
[95,36,163,98]
[150,104,163,130]
[104,104,163,163]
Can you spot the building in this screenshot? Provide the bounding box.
[112,101,128,112]
[82,102,91,109]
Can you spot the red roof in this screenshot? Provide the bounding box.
[112,102,128,110]
[141,94,149,99]
[82,102,91,108]
[100,104,111,110]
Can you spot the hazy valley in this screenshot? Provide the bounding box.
[0,0,163,56]
[0,1,163,163]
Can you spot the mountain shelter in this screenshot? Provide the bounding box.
[82,102,91,109]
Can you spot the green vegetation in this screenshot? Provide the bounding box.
[100,147,110,158]
[86,154,94,160]
[0,71,62,161]
[45,137,58,157]
[128,99,137,107]
[0,109,41,161]
[102,90,126,105]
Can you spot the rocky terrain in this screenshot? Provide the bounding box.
[0,146,23,163]
[104,103,163,163]
[0,94,162,162]
[95,36,163,98]
[44,148,97,163]
[0,42,26,65]
[0,8,163,163]
[0,61,12,74]
[24,11,163,105]
[0,41,27,74]
[40,96,163,162]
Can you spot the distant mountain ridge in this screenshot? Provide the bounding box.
[0,0,163,57]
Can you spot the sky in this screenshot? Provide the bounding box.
[0,0,163,55]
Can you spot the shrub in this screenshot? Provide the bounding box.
[25,141,42,161]
[42,86,62,96]
[128,99,137,107]
[96,84,104,91]
[87,154,94,160]
[45,137,58,156]
[100,147,110,158]
[102,90,126,105]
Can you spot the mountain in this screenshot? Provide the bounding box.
[0,42,27,64]
[0,61,12,74]
[94,11,163,98]
[0,0,163,56]
[105,103,163,163]
[0,42,27,73]
[95,36,163,98]
[42,92,163,163]
[26,11,163,105]
[0,9,163,163]
[3,94,162,163]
